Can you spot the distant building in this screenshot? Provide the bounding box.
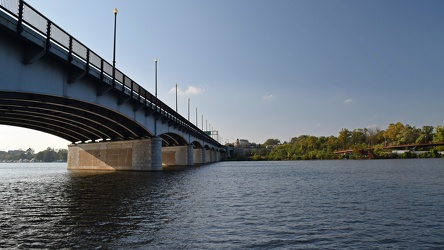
[234,139,251,148]
[233,139,263,157]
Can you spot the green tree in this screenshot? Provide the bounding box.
[384,122,405,145]
[433,126,444,151]
[263,138,280,146]
[36,147,58,162]
[58,149,68,161]
[420,126,435,143]
[325,136,339,151]
[338,128,351,149]
[366,126,381,146]
[399,124,420,145]
[433,126,444,142]
[25,148,35,160]
[351,128,367,146]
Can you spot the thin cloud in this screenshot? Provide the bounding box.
[262,94,274,101]
[344,98,353,104]
[184,86,203,95]
[169,85,204,96]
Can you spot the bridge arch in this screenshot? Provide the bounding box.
[0,92,153,143]
[159,132,188,147]
[192,141,203,148]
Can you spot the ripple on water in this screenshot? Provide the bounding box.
[0,160,444,249]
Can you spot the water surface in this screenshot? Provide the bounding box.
[0,160,443,249]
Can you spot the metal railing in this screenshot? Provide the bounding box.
[0,0,221,146]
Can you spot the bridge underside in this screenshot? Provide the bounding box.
[0,91,152,143]
[0,90,225,170]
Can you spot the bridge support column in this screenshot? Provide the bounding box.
[187,144,194,166]
[67,138,163,171]
[202,147,207,163]
[150,137,163,171]
[193,148,203,164]
[162,145,194,166]
[207,149,214,163]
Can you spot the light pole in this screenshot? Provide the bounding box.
[112,8,118,86]
[175,83,178,113]
[154,58,158,98]
[188,98,190,121]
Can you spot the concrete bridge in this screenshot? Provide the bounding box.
[0,0,226,171]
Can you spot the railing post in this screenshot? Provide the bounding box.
[17,0,24,34]
[45,21,51,50]
[100,59,104,82]
[121,74,125,92]
[131,80,134,98]
[85,49,90,72]
[68,37,73,62]
[112,69,115,88]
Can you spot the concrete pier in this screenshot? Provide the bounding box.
[162,145,195,166]
[187,144,194,166]
[67,138,163,171]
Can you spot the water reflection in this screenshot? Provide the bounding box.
[61,169,189,248]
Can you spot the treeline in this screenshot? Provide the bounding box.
[0,147,67,162]
[244,122,444,160]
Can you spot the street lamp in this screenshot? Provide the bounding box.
[188,98,190,121]
[154,58,158,98]
[113,8,118,86]
[175,83,178,113]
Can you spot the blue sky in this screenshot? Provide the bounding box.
[1,0,444,151]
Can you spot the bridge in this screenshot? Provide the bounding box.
[0,0,226,171]
[333,142,444,157]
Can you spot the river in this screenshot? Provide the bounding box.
[0,159,443,249]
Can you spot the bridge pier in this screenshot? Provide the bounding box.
[162,144,194,166]
[187,144,194,166]
[202,147,208,163]
[208,149,213,162]
[193,148,203,164]
[67,137,163,171]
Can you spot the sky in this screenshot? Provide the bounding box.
[1,0,444,151]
